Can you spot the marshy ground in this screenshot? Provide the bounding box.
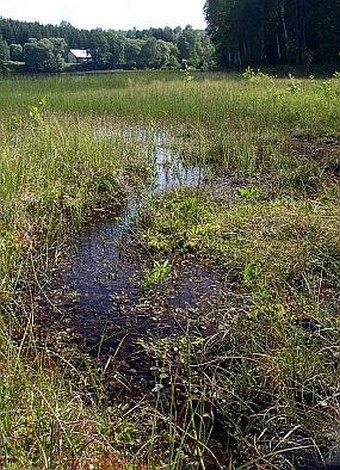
[0,70,339,469]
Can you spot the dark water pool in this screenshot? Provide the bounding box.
[39,132,221,362]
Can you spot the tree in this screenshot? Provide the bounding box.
[137,37,165,69]
[204,0,340,68]
[1,16,217,72]
[176,26,215,69]
[88,29,111,69]
[162,27,176,42]
[177,26,200,66]
[204,0,238,68]
[0,36,9,69]
[9,43,23,61]
[24,37,65,73]
[106,31,126,68]
[198,32,216,69]
[304,0,340,64]
[124,39,142,69]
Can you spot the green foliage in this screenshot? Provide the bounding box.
[243,261,268,297]
[28,96,47,120]
[237,186,256,199]
[9,43,23,61]
[143,259,171,286]
[205,0,340,68]
[139,190,340,295]
[242,66,273,84]
[0,17,215,73]
[177,25,215,69]
[123,39,142,69]
[287,73,303,94]
[0,36,9,68]
[137,37,166,69]
[182,59,195,83]
[24,37,66,73]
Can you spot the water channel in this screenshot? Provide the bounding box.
[39,131,222,373]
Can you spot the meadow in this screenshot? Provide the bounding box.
[0,69,339,469]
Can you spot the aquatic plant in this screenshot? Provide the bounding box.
[143,259,171,286]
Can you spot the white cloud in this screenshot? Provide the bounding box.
[1,0,207,30]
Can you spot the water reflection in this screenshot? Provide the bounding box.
[44,130,218,351]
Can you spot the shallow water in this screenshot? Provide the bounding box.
[42,131,220,354]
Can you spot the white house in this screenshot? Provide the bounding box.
[68,49,91,64]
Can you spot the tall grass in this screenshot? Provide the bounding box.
[0,107,151,293]
[0,71,338,133]
[0,70,339,468]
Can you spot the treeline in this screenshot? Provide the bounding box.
[204,0,340,68]
[0,18,216,72]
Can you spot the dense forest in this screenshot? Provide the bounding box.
[204,0,340,68]
[0,18,215,72]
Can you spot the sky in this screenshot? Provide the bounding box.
[0,0,207,30]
